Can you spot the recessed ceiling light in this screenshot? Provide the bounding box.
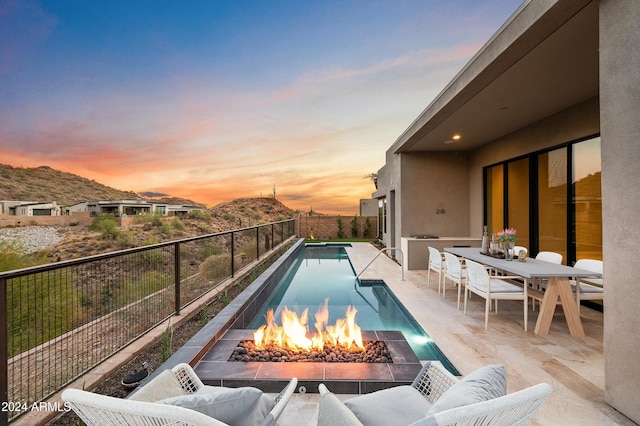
[452,134,461,140]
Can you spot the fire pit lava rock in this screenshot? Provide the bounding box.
[229,340,392,363]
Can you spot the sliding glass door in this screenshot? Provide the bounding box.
[484,135,601,264]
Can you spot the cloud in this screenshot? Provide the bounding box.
[0,33,482,213]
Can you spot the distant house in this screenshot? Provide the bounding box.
[0,200,61,216]
[68,200,200,217]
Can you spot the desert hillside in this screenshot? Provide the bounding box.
[0,164,296,261]
[1,164,139,205]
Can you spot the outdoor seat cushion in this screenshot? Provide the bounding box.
[318,390,364,426]
[129,369,185,402]
[427,364,506,415]
[159,386,275,426]
[344,385,432,425]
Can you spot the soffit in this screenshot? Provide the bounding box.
[394,1,599,153]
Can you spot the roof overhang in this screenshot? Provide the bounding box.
[391,0,599,154]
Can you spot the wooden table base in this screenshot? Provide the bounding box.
[534,276,585,336]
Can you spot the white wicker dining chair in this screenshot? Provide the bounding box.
[464,259,529,331]
[442,252,466,309]
[427,246,446,295]
[571,259,603,313]
[530,251,563,309]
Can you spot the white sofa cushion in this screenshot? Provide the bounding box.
[160,386,275,426]
[128,370,184,402]
[318,390,364,426]
[344,385,432,425]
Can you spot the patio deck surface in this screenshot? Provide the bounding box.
[274,243,633,426]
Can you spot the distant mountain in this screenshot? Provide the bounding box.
[0,164,205,207]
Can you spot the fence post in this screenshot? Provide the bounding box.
[256,226,260,260]
[0,278,7,426]
[231,232,235,277]
[174,242,181,315]
[271,224,275,250]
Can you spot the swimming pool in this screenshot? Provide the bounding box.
[249,244,458,374]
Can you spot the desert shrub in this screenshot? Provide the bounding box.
[0,240,27,272]
[189,209,211,220]
[171,217,185,230]
[156,221,173,236]
[115,231,136,248]
[351,215,359,238]
[197,240,223,260]
[90,214,120,239]
[142,236,160,246]
[364,216,372,238]
[336,216,345,238]
[199,254,232,281]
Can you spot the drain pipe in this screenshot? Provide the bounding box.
[354,247,404,285]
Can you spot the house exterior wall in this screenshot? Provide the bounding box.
[468,97,600,238]
[401,152,471,239]
[600,0,640,422]
[373,1,640,422]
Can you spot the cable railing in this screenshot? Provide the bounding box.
[0,218,295,422]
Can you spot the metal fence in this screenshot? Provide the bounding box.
[0,219,295,422]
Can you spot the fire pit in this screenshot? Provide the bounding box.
[194,328,422,395]
[229,340,392,363]
[193,299,423,394]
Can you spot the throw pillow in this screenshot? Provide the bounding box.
[160,386,275,426]
[427,364,506,415]
[129,370,184,402]
[318,390,363,426]
[344,385,432,425]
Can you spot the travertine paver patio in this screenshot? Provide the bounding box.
[274,242,633,426]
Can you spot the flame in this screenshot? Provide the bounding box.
[253,298,365,351]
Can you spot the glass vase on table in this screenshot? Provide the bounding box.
[504,241,515,260]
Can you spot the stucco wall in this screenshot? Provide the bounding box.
[600,1,640,422]
[296,215,378,240]
[400,151,471,238]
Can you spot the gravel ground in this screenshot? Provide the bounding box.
[0,226,65,253]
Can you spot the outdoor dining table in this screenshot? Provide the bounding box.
[444,247,602,336]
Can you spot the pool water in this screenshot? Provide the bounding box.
[249,245,458,374]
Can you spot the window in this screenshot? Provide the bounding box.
[508,158,530,251]
[485,164,504,234]
[572,137,602,260]
[538,147,568,260]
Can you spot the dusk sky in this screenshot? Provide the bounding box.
[1,0,522,214]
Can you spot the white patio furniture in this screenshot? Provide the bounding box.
[571,259,604,313]
[63,362,298,426]
[535,251,563,264]
[464,259,529,331]
[442,252,466,309]
[317,361,551,426]
[427,246,446,294]
[531,251,563,309]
